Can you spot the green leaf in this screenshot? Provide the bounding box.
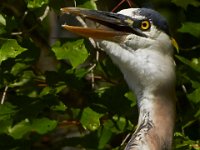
[0,120,12,134]
[74,68,88,79]
[175,55,200,73]
[31,118,57,134]
[0,103,16,135]
[52,40,89,68]
[80,107,103,131]
[39,86,52,97]
[124,91,137,107]
[51,101,67,112]
[0,14,6,34]
[182,120,196,129]
[0,102,17,121]
[98,128,112,149]
[103,116,133,134]
[27,0,49,9]
[54,84,67,93]
[78,0,97,9]
[11,63,29,76]
[8,118,57,139]
[0,39,27,63]
[189,79,200,89]
[171,0,200,9]
[187,88,200,104]
[0,14,6,26]
[9,71,35,88]
[178,22,200,38]
[8,119,31,139]
[112,115,133,131]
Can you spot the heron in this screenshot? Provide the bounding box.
[61,7,177,150]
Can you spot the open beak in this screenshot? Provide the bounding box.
[60,7,146,41]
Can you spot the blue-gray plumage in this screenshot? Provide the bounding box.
[139,8,170,35]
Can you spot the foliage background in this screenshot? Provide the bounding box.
[0,0,200,149]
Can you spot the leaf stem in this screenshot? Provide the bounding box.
[1,86,8,104]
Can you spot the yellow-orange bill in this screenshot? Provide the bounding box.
[62,25,128,41]
[171,38,179,53]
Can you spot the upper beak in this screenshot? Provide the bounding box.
[60,7,146,42]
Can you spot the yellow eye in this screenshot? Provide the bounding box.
[141,20,150,30]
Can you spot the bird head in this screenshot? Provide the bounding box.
[61,7,178,51]
[61,7,177,96]
[61,8,176,149]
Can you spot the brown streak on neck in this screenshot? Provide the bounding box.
[125,90,176,150]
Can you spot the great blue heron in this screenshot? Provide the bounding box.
[61,7,177,150]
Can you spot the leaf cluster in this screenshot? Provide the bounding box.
[0,0,199,149]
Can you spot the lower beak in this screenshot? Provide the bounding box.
[60,7,145,41]
[61,25,128,42]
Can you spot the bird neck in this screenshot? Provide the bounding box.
[99,39,176,150]
[126,89,176,150]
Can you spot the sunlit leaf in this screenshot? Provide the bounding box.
[0,14,6,26]
[11,63,29,76]
[27,0,49,9]
[51,101,67,112]
[0,14,6,34]
[9,71,35,87]
[0,39,27,63]
[78,0,97,9]
[102,115,133,134]
[124,91,137,107]
[0,0,200,149]
[80,107,103,131]
[52,40,89,68]
[178,22,200,38]
[173,132,197,149]
[98,127,112,149]
[8,118,57,139]
[113,115,133,131]
[39,86,52,97]
[8,119,31,139]
[31,118,57,134]
[74,68,88,79]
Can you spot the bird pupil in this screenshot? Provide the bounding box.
[143,22,147,27]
